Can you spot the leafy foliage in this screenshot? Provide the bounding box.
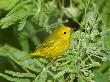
[0,0,110,82]
[96,0,110,29]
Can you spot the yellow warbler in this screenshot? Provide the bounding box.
[28,26,71,58]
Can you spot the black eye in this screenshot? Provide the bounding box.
[64,32,66,34]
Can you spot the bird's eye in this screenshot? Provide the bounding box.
[64,32,66,34]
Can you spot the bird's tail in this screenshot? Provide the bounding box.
[27,51,40,57]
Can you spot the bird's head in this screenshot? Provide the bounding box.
[53,26,72,39]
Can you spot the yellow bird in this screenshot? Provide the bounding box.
[28,26,72,58]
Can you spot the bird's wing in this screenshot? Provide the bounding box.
[37,40,55,50]
[28,40,56,56]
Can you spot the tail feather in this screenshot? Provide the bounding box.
[27,51,40,57]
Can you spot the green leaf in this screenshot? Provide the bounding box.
[0,3,33,29]
[93,70,108,82]
[101,30,110,51]
[0,0,18,10]
[5,70,36,78]
[33,68,47,82]
[96,0,110,29]
[54,68,72,79]
[0,73,30,82]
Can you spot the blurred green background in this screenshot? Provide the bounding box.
[0,0,110,82]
